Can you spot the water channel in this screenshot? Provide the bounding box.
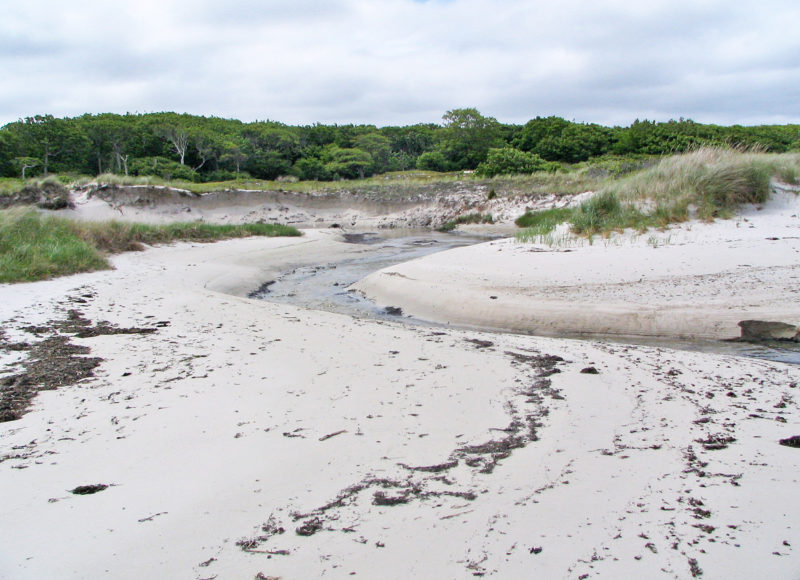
[250,229,800,366]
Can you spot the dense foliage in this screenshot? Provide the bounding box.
[1,110,799,182]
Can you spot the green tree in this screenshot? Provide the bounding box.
[293,156,331,181]
[322,145,372,179]
[12,157,40,179]
[354,132,391,174]
[439,108,502,169]
[220,137,248,174]
[12,115,88,175]
[0,130,18,177]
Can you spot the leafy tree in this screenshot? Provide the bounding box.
[439,108,502,169]
[0,131,18,177]
[10,115,88,175]
[220,137,248,174]
[354,132,391,174]
[322,145,372,179]
[13,157,40,179]
[293,156,331,181]
[515,117,613,162]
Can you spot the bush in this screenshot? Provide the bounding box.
[129,157,199,182]
[416,151,451,172]
[476,147,556,177]
[200,169,245,183]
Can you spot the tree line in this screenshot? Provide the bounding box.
[1,109,798,182]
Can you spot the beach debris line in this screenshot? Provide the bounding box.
[237,347,568,554]
[1,295,165,423]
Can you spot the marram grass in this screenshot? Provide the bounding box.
[0,208,300,283]
[515,148,800,240]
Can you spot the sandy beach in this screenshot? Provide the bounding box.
[2,193,800,578]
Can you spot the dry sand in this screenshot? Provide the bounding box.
[1,199,800,579]
[355,188,800,341]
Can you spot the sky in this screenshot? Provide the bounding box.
[2,0,799,129]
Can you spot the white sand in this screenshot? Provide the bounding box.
[1,219,799,578]
[355,189,800,340]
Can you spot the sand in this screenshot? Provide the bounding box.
[354,188,800,340]
[1,200,800,578]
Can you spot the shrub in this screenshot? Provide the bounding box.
[475,147,556,177]
[416,151,451,172]
[129,157,199,182]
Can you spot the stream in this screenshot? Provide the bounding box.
[250,230,800,366]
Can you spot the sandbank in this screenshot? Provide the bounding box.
[355,189,800,340]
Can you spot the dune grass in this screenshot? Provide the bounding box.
[437,212,495,232]
[0,208,301,283]
[515,148,800,240]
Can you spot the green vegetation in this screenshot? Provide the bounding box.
[437,213,495,232]
[1,110,798,185]
[515,148,800,240]
[0,209,108,282]
[514,206,573,233]
[0,208,300,283]
[476,147,558,177]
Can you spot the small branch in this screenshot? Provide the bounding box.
[319,429,347,441]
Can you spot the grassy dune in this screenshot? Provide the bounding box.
[0,208,300,283]
[516,148,800,241]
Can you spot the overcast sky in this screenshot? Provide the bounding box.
[2,0,799,128]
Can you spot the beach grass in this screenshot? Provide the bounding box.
[0,208,300,283]
[437,212,495,232]
[515,148,800,240]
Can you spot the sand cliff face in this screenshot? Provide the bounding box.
[55,182,574,230]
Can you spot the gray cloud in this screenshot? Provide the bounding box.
[1,0,798,128]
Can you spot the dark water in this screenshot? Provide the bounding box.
[249,230,490,321]
[250,230,800,366]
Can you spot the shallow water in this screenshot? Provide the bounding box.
[249,229,490,321]
[250,230,800,366]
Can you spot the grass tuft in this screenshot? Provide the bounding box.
[437,212,494,232]
[514,206,574,235]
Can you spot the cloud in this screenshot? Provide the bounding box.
[0,0,799,127]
